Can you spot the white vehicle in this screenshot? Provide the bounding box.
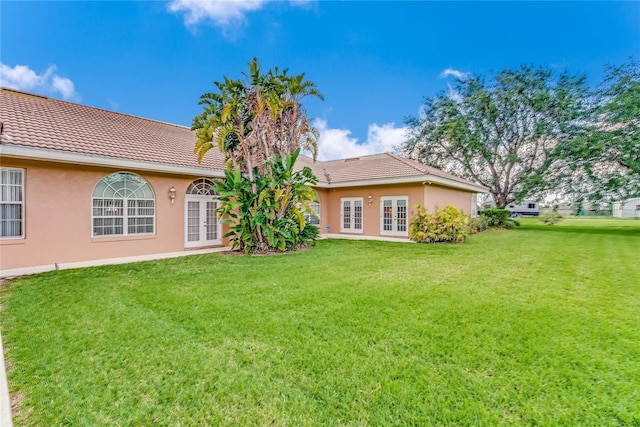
[506,201,540,216]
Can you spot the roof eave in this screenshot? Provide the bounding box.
[314,174,488,193]
[0,144,225,178]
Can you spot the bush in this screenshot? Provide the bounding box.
[410,205,469,243]
[480,208,512,227]
[214,149,319,253]
[468,215,490,234]
[504,218,521,229]
[541,207,563,225]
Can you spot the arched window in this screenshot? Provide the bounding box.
[92,172,155,236]
[305,192,321,226]
[187,178,217,196]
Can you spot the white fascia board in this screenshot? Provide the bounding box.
[315,175,488,193]
[0,144,225,178]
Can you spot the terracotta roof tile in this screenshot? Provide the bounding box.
[0,88,226,171]
[297,152,485,190]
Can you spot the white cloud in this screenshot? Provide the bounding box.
[168,0,264,28]
[0,63,77,100]
[313,119,408,161]
[168,0,313,33]
[440,68,470,80]
[51,76,76,99]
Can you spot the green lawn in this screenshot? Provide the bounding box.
[1,218,639,426]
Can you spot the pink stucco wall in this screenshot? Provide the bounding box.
[1,158,479,272]
[319,183,476,238]
[0,158,224,271]
[423,184,476,216]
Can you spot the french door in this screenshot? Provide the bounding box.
[380,196,408,236]
[184,195,221,248]
[341,197,363,233]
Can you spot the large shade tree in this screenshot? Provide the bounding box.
[401,66,588,208]
[192,58,323,253]
[556,58,640,203]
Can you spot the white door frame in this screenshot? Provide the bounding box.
[340,197,364,233]
[184,194,222,248]
[380,196,409,237]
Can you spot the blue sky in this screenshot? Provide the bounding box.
[1,1,639,160]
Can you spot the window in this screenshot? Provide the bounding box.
[306,201,321,226]
[636,205,640,211]
[302,191,321,226]
[341,197,363,233]
[92,172,155,237]
[528,203,536,209]
[187,178,217,196]
[0,167,24,238]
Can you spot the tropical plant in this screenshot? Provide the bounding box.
[409,205,470,243]
[213,149,319,253]
[467,215,489,234]
[193,57,323,180]
[192,59,323,253]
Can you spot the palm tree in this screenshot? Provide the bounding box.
[192,58,323,253]
[193,57,323,178]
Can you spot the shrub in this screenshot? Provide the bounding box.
[541,207,563,225]
[468,215,490,234]
[480,208,512,227]
[410,205,469,243]
[504,218,521,229]
[214,149,319,253]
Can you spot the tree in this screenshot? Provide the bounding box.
[193,58,323,180]
[556,58,640,202]
[401,66,588,208]
[192,58,323,253]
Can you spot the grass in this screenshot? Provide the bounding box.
[1,218,639,426]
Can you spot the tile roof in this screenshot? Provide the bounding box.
[297,152,485,190]
[0,87,226,171]
[1,88,485,191]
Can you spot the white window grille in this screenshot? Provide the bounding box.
[187,178,217,196]
[92,172,155,236]
[341,197,363,233]
[306,201,321,226]
[0,167,25,238]
[380,196,408,236]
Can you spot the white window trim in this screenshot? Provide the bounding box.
[187,178,217,196]
[91,172,156,238]
[0,167,25,239]
[184,178,222,248]
[306,201,321,226]
[340,197,364,234]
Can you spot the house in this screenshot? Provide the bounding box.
[613,197,640,218]
[0,88,487,277]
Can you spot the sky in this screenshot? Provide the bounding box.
[1,1,639,160]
